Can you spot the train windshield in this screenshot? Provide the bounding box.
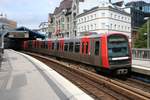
[107,35,129,59]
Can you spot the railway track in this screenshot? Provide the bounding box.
[114,77,150,93]
[25,52,150,100]
[56,56,150,93]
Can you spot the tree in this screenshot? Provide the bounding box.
[134,20,149,48]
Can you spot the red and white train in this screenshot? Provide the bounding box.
[23,33,132,75]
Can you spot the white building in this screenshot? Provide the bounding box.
[77,2,131,39]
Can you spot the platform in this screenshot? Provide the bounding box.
[132,59,150,76]
[0,49,93,100]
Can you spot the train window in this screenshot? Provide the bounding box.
[52,43,54,50]
[44,42,45,48]
[95,41,99,55]
[57,42,59,50]
[86,42,88,54]
[75,42,80,53]
[69,42,74,52]
[82,42,84,53]
[42,42,44,48]
[45,42,48,49]
[64,43,68,51]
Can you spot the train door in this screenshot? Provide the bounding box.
[59,39,64,57]
[80,37,90,63]
[93,38,102,66]
[47,41,51,50]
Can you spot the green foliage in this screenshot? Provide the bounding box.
[134,20,149,48]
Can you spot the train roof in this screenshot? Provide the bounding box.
[35,33,128,41]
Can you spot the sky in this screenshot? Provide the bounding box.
[0,0,149,29]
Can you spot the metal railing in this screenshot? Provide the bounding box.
[132,48,150,60]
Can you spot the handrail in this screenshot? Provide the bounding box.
[132,48,150,60]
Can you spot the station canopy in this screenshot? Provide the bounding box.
[16,27,45,40]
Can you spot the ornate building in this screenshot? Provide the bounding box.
[48,0,84,39]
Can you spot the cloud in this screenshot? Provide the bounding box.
[1,0,149,29]
[0,0,60,29]
[79,0,100,13]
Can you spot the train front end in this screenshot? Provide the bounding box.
[107,34,131,75]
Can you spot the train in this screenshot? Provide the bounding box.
[23,33,132,76]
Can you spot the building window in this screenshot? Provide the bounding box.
[61,18,64,22]
[118,16,120,19]
[82,18,83,22]
[114,15,117,19]
[122,26,123,30]
[101,23,105,29]
[110,13,113,18]
[102,13,105,17]
[125,26,127,31]
[128,18,130,22]
[94,14,96,18]
[118,25,120,30]
[128,27,130,31]
[87,16,89,21]
[78,27,80,32]
[84,17,86,22]
[91,15,93,19]
[114,24,116,30]
[87,25,89,30]
[67,17,69,22]
[82,26,83,31]
[94,24,96,29]
[110,24,112,29]
[91,24,93,30]
[84,26,86,31]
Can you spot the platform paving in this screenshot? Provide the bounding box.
[0,49,93,100]
[132,59,150,76]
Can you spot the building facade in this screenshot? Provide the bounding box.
[48,0,84,39]
[125,1,150,47]
[0,14,17,30]
[125,1,150,29]
[77,2,131,39]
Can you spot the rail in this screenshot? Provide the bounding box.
[132,48,150,60]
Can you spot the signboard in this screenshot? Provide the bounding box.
[8,31,29,38]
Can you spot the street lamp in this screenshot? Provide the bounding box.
[144,17,150,48]
[0,24,7,52]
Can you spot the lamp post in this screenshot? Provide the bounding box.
[144,17,150,48]
[0,24,7,52]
